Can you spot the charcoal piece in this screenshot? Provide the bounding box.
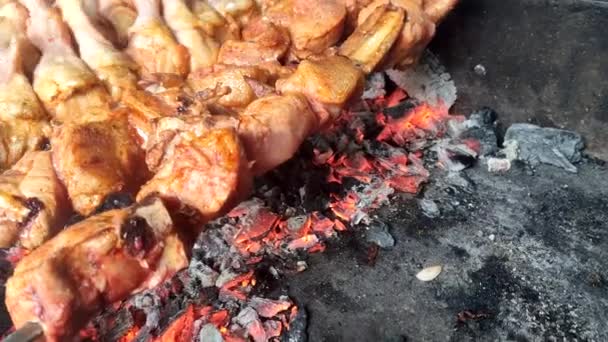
[235,306,260,327]
[215,269,238,288]
[383,99,420,119]
[281,307,308,342]
[198,324,224,342]
[189,259,219,288]
[419,199,440,218]
[459,108,499,157]
[503,123,584,173]
[365,220,395,249]
[487,157,512,173]
[101,309,134,341]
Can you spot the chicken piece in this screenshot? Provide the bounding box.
[126,0,190,78]
[276,55,364,128]
[207,0,258,26]
[138,127,252,222]
[190,0,241,43]
[265,0,346,59]
[0,151,69,249]
[340,0,374,34]
[357,0,458,68]
[0,1,39,76]
[188,65,272,111]
[51,115,146,216]
[217,17,290,66]
[57,0,139,101]
[238,94,317,175]
[339,4,404,73]
[98,0,137,47]
[162,0,220,71]
[21,0,112,124]
[0,3,50,170]
[5,197,188,341]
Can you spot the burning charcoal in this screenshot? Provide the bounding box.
[198,324,224,342]
[419,199,440,218]
[236,307,267,342]
[215,269,239,288]
[365,220,395,249]
[264,320,282,339]
[386,51,457,108]
[249,296,292,318]
[281,307,308,342]
[287,234,319,250]
[189,259,220,288]
[286,215,308,234]
[503,123,584,173]
[133,293,161,330]
[487,157,512,173]
[362,72,386,100]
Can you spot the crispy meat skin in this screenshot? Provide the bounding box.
[162,0,220,71]
[217,17,290,67]
[138,128,252,224]
[357,0,457,68]
[238,94,317,175]
[51,116,145,216]
[5,198,187,342]
[276,55,365,128]
[0,3,50,170]
[98,0,137,47]
[0,151,68,249]
[265,0,346,58]
[339,4,405,73]
[126,0,190,78]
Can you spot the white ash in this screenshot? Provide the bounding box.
[286,215,307,233]
[362,72,386,99]
[503,123,585,173]
[419,199,440,218]
[235,306,260,327]
[386,50,457,108]
[249,296,292,318]
[188,259,219,288]
[198,324,224,342]
[365,220,395,249]
[487,157,512,173]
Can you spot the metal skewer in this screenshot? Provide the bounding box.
[3,322,44,342]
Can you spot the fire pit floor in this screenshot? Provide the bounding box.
[285,159,608,341]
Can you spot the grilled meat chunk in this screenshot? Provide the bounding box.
[0,151,69,249]
[5,197,188,341]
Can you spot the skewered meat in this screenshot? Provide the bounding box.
[138,127,252,223]
[0,2,50,170]
[22,0,146,215]
[162,0,220,71]
[126,0,190,78]
[56,0,139,101]
[21,0,111,124]
[189,65,273,111]
[207,0,259,26]
[265,0,346,59]
[51,115,146,216]
[237,94,317,175]
[0,151,69,249]
[339,4,405,73]
[98,0,137,47]
[217,16,290,67]
[190,0,241,43]
[276,55,365,128]
[5,197,188,341]
[357,0,458,68]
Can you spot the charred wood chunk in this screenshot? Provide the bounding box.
[121,216,155,257]
[19,198,45,229]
